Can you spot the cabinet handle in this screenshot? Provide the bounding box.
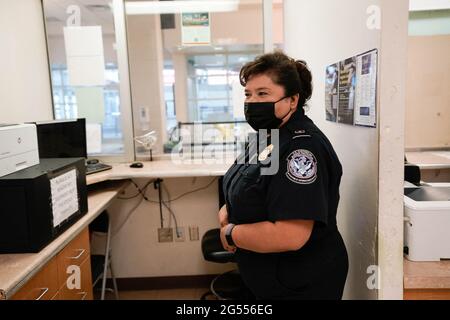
[77,292,87,300]
[69,249,86,260]
[35,288,49,300]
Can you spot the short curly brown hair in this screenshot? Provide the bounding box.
[239,50,313,108]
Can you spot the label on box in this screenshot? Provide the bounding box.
[50,169,79,227]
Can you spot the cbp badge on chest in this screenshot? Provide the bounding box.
[286,149,317,184]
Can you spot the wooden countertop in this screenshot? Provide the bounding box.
[0,180,129,300]
[404,257,450,289]
[86,159,232,185]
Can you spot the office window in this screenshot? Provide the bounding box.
[125,0,267,157]
[51,64,122,145]
[186,53,259,122]
[42,0,132,158]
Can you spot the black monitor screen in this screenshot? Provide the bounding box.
[35,119,87,159]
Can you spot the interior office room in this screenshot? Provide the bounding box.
[0,0,449,302]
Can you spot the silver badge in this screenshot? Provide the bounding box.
[286,149,317,184]
[258,144,274,162]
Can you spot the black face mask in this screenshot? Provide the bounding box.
[244,96,293,131]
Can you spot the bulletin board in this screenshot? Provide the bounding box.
[325,49,378,128]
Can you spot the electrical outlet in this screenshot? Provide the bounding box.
[189,226,199,241]
[158,228,173,243]
[175,227,185,242]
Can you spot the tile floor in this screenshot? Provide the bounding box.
[95,288,215,300]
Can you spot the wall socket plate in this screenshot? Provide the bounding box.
[189,226,199,241]
[158,228,173,243]
[175,227,185,242]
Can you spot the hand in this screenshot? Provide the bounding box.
[218,204,229,228]
[220,224,236,253]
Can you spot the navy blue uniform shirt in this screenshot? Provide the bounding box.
[222,109,348,299]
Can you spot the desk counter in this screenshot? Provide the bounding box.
[404,258,450,289]
[0,180,128,300]
[404,258,450,300]
[86,159,232,185]
[406,151,450,170]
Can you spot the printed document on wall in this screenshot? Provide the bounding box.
[325,63,339,122]
[181,13,211,46]
[354,49,378,127]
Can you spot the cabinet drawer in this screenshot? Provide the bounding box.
[56,258,93,300]
[11,258,59,300]
[57,228,90,287]
[404,289,450,300]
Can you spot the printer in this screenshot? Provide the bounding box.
[404,185,450,261]
[0,158,88,253]
[0,124,39,177]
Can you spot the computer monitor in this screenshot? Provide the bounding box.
[34,119,87,159]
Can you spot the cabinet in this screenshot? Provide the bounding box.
[403,258,450,300]
[404,290,450,300]
[12,228,93,300]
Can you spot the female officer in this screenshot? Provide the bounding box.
[219,51,348,300]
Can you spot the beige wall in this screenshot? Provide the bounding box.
[96,177,232,278]
[405,35,450,149]
[161,2,283,49]
[0,0,53,123]
[285,0,408,299]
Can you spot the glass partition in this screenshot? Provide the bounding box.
[124,0,267,158]
[42,0,284,160]
[42,0,133,160]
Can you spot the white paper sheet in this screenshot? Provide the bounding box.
[86,123,102,154]
[64,26,106,86]
[354,49,378,127]
[67,55,106,87]
[51,169,79,228]
[75,87,105,124]
[63,26,104,56]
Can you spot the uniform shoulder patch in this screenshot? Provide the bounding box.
[285,149,317,184]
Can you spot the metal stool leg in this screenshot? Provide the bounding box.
[100,253,109,300]
[100,218,113,300]
[109,258,119,300]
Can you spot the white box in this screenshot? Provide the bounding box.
[0,124,39,177]
[404,186,450,261]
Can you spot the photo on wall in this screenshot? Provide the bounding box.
[324,49,377,128]
[325,63,339,122]
[337,57,357,125]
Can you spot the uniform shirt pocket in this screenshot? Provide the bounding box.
[241,164,261,184]
[275,256,313,294]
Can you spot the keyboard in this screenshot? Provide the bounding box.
[86,163,112,175]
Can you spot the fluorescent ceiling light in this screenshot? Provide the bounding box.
[126,0,240,15]
[409,0,450,11]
